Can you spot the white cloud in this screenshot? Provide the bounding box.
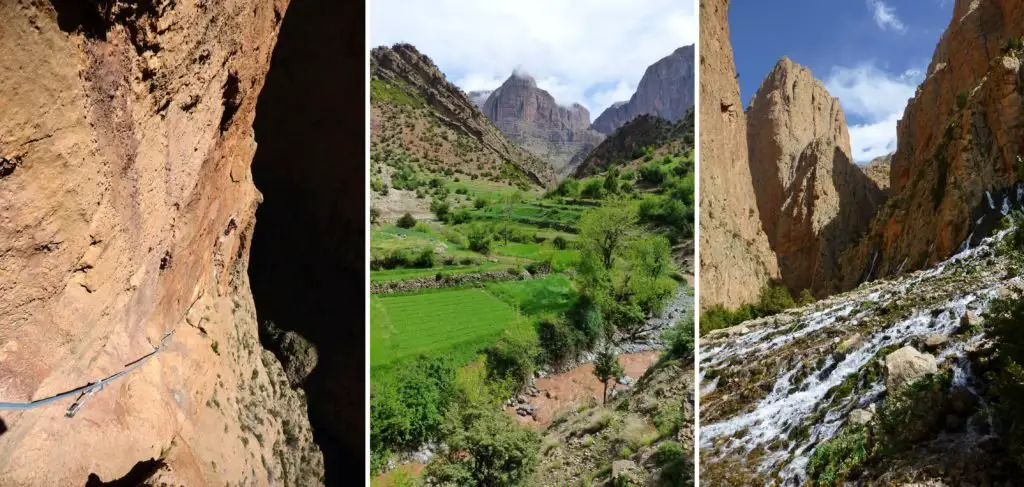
[825,63,923,161]
[867,0,906,32]
[370,0,696,120]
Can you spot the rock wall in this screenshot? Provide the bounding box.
[746,59,886,295]
[481,73,606,178]
[592,45,696,134]
[0,0,324,484]
[834,0,1024,292]
[698,0,780,309]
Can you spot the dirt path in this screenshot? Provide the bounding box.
[506,350,662,427]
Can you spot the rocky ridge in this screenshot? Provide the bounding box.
[481,72,606,178]
[371,44,557,187]
[833,0,1024,293]
[572,113,693,178]
[698,0,780,309]
[746,58,887,296]
[593,45,696,135]
[0,0,324,484]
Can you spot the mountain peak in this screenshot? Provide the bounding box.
[592,44,695,134]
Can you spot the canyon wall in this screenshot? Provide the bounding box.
[0,0,326,484]
[834,0,1024,291]
[746,59,886,295]
[698,0,780,309]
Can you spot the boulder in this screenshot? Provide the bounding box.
[849,408,874,425]
[884,346,938,391]
[923,334,949,351]
[278,331,320,387]
[611,459,639,483]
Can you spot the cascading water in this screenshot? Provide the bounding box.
[700,186,1024,484]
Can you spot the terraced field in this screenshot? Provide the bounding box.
[370,288,522,367]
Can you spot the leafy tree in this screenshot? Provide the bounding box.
[553,178,581,198]
[579,202,636,271]
[370,356,456,473]
[604,167,621,194]
[983,285,1024,470]
[426,404,540,486]
[396,212,417,229]
[466,224,492,253]
[593,348,624,405]
[431,195,451,221]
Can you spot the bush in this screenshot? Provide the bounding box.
[370,207,380,225]
[474,196,488,209]
[655,441,690,486]
[552,178,581,198]
[639,163,666,185]
[874,371,951,453]
[414,247,437,268]
[467,225,492,253]
[662,313,695,360]
[756,285,796,315]
[806,424,868,486]
[984,286,1024,470]
[431,196,451,221]
[396,212,417,229]
[798,289,816,306]
[425,404,540,487]
[370,356,457,473]
[537,316,582,367]
[485,331,540,394]
[567,294,604,349]
[553,235,569,250]
[581,178,605,199]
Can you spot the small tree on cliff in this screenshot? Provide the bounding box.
[593,348,624,406]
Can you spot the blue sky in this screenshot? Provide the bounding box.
[731,0,953,162]
[370,0,696,121]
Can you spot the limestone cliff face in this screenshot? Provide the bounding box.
[481,73,606,178]
[0,1,323,485]
[698,0,779,309]
[834,0,1024,291]
[592,45,696,134]
[864,154,893,194]
[746,59,886,295]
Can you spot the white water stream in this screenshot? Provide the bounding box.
[701,217,1018,483]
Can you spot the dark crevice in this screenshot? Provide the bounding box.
[85,458,165,486]
[219,72,241,133]
[0,418,6,438]
[48,0,112,40]
[248,0,365,484]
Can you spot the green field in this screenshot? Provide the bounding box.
[371,288,522,367]
[485,275,578,316]
[493,242,580,271]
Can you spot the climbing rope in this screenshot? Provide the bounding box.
[0,331,175,417]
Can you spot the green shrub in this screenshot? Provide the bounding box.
[798,289,816,306]
[553,235,569,250]
[756,285,796,315]
[370,207,380,225]
[581,178,605,199]
[467,224,492,253]
[425,404,540,487]
[485,331,540,394]
[639,163,666,185]
[662,313,695,360]
[983,288,1024,470]
[370,356,456,473]
[474,196,488,209]
[397,212,417,229]
[874,372,951,453]
[806,424,868,486]
[431,196,451,221]
[537,315,582,367]
[414,247,437,268]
